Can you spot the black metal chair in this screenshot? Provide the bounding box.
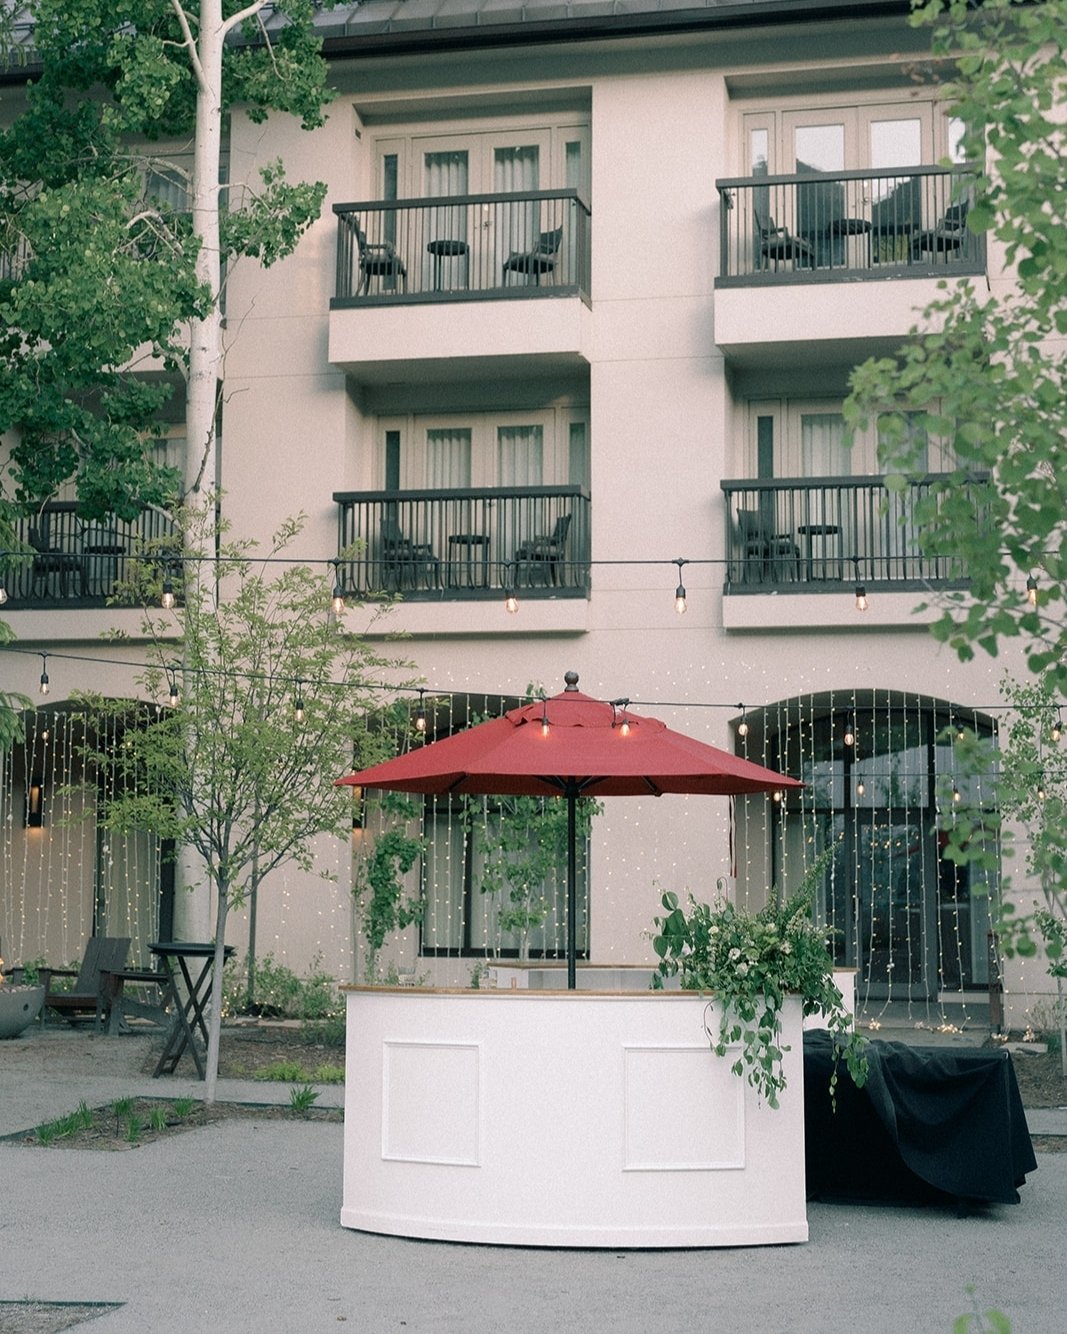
[754,211,815,271]
[354,217,407,294]
[29,508,89,598]
[381,517,440,590]
[502,226,563,286]
[513,513,572,586]
[736,509,800,584]
[911,200,969,262]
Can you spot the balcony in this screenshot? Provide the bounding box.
[1,502,179,609]
[721,474,989,594]
[713,167,984,368]
[328,191,592,384]
[333,486,590,602]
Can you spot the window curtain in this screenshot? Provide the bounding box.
[800,412,849,477]
[497,426,543,487]
[424,151,469,279]
[495,146,540,274]
[426,428,471,489]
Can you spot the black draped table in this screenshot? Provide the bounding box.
[803,1030,1037,1207]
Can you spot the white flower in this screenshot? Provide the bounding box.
[780,941,792,955]
[735,962,749,977]
[728,947,741,961]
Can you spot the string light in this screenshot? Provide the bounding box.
[165,667,180,708]
[843,716,856,747]
[540,696,551,737]
[504,585,519,614]
[0,570,7,605]
[38,654,49,696]
[414,689,427,734]
[1025,573,1038,607]
[293,685,305,724]
[330,561,346,616]
[673,558,688,615]
[737,705,749,738]
[160,575,176,610]
[1052,712,1062,744]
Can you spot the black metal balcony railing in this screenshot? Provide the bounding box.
[716,166,984,285]
[721,474,990,591]
[1,502,179,607]
[333,190,591,305]
[333,487,591,601]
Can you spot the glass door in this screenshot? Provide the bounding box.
[416,131,550,290]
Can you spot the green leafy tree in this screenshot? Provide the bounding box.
[845,0,1067,1020]
[0,0,338,735]
[85,507,408,1101]
[846,0,1067,691]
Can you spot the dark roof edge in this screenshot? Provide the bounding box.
[320,1,913,62]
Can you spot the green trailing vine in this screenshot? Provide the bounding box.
[355,794,426,979]
[651,867,867,1110]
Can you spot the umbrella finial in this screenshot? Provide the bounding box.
[564,670,579,691]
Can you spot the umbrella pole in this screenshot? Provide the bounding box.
[566,785,577,990]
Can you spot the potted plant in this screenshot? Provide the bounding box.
[651,879,868,1109]
[0,957,46,1039]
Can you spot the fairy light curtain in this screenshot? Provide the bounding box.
[0,708,164,971]
[359,690,590,963]
[733,689,999,1028]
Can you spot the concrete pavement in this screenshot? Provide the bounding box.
[1,1027,1065,1334]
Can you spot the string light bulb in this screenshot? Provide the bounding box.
[293,687,305,724]
[414,689,427,734]
[165,668,180,708]
[39,654,49,696]
[540,698,551,737]
[673,558,688,615]
[0,575,7,605]
[737,705,749,738]
[856,779,866,797]
[854,583,869,613]
[843,717,856,747]
[504,586,519,615]
[952,785,962,804]
[1052,712,1062,744]
[330,562,346,616]
[1025,573,1038,607]
[160,576,176,610]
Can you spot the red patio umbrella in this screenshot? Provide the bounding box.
[338,671,802,987]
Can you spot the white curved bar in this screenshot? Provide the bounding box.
[341,987,807,1248]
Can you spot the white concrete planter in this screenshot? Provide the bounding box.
[341,986,807,1248]
[0,985,45,1039]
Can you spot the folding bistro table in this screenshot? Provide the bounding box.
[149,941,236,1079]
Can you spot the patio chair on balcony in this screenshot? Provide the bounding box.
[513,513,571,586]
[736,509,800,584]
[910,200,969,262]
[353,217,407,295]
[381,517,440,591]
[29,510,89,598]
[502,226,563,286]
[754,211,815,271]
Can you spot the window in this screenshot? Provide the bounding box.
[377,408,587,491]
[742,95,959,177]
[742,693,999,1004]
[421,794,591,960]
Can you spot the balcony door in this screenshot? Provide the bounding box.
[412,131,551,288]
